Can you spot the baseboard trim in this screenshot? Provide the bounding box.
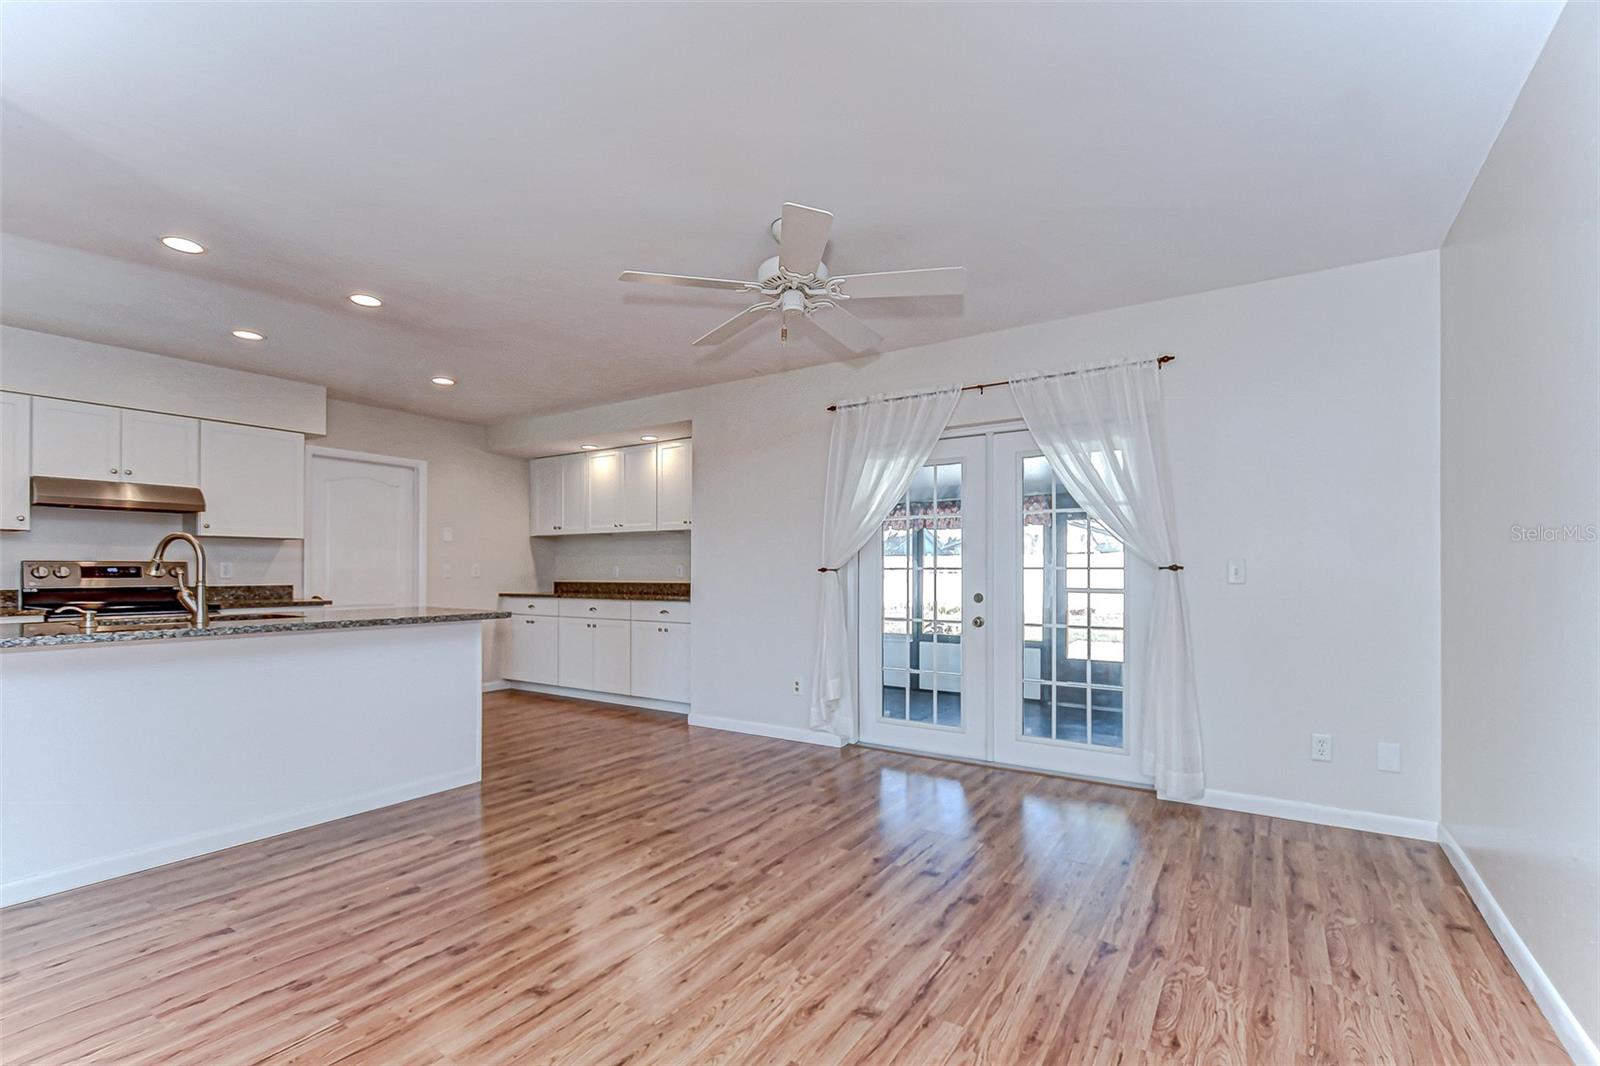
[482,680,511,693]
[501,680,689,716]
[0,768,481,908]
[686,713,847,748]
[1193,788,1438,841]
[1438,824,1598,1066]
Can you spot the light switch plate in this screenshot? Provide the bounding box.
[1226,558,1247,584]
[470,563,482,579]
[1377,742,1402,773]
[442,526,454,543]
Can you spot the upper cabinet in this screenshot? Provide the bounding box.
[32,397,199,486]
[529,453,588,535]
[656,439,692,529]
[1,392,32,531]
[198,421,304,539]
[530,439,690,536]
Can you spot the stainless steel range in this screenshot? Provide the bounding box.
[19,559,190,622]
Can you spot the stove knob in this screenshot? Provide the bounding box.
[52,565,72,578]
[30,565,49,579]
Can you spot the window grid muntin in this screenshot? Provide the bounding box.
[881,462,964,729]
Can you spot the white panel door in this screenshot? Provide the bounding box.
[506,615,559,684]
[591,618,632,694]
[120,409,199,486]
[586,449,622,531]
[198,421,304,538]
[31,397,121,481]
[557,618,595,689]
[618,445,658,531]
[559,454,588,535]
[0,392,31,530]
[530,456,565,535]
[655,439,692,529]
[630,620,689,702]
[305,452,421,607]
[858,435,990,760]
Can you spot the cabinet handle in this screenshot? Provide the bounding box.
[110,467,118,474]
[15,515,24,522]
[524,619,537,625]
[123,469,132,476]
[659,609,669,614]
[588,606,598,612]
[202,523,210,529]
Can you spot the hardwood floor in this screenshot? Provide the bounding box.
[0,691,1567,1065]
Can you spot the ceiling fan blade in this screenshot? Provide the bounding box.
[808,306,883,354]
[778,202,832,276]
[831,267,966,299]
[692,303,773,346]
[619,271,752,291]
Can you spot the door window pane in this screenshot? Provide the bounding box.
[1015,454,1128,751]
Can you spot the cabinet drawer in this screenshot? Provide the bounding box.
[630,600,692,623]
[501,596,559,616]
[556,597,631,620]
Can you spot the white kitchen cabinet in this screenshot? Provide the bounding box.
[506,615,559,684]
[31,397,122,481]
[530,456,564,535]
[198,421,304,538]
[656,439,692,529]
[31,397,200,487]
[557,616,631,695]
[0,392,31,530]
[585,449,623,531]
[120,409,200,486]
[630,620,690,703]
[618,445,657,531]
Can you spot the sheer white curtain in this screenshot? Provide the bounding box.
[811,386,962,740]
[1009,361,1204,799]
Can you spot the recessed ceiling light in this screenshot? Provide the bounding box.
[640,435,660,442]
[348,293,383,308]
[231,329,265,341]
[430,376,456,387]
[579,444,599,450]
[160,235,206,254]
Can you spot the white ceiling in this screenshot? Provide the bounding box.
[0,2,1559,424]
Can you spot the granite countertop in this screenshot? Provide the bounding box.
[500,581,691,602]
[0,606,510,650]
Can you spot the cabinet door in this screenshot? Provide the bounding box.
[199,422,304,538]
[530,456,564,535]
[507,615,559,684]
[120,409,199,486]
[631,621,690,703]
[655,439,692,529]
[559,453,588,535]
[591,618,632,695]
[31,397,121,481]
[557,617,594,690]
[618,444,658,531]
[0,392,31,530]
[586,449,623,532]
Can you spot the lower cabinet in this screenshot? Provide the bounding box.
[631,621,690,703]
[557,617,631,695]
[506,616,558,685]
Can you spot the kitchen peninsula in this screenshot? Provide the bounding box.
[0,603,508,904]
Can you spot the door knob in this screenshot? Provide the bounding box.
[971,616,985,628]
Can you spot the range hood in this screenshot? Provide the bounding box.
[31,476,206,514]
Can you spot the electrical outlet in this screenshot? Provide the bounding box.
[219,561,235,580]
[676,564,685,578]
[1311,733,1332,762]
[612,565,620,578]
[470,563,482,579]
[442,562,453,579]
[793,679,802,695]
[442,526,454,543]
[1377,742,1402,773]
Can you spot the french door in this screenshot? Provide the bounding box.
[858,429,1149,786]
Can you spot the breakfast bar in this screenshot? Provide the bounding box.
[0,606,508,904]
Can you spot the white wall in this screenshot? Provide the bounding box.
[0,325,326,434]
[1440,2,1599,1058]
[529,530,690,588]
[492,251,1443,824]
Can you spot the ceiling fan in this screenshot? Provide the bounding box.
[618,202,965,353]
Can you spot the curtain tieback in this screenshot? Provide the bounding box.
[1160,564,1184,572]
[818,566,840,573]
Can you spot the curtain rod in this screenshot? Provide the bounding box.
[825,354,1175,412]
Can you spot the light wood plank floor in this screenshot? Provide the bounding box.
[1,691,1568,1065]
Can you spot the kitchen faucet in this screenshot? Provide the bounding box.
[150,531,209,627]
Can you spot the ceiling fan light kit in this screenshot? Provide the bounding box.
[619,202,965,354]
